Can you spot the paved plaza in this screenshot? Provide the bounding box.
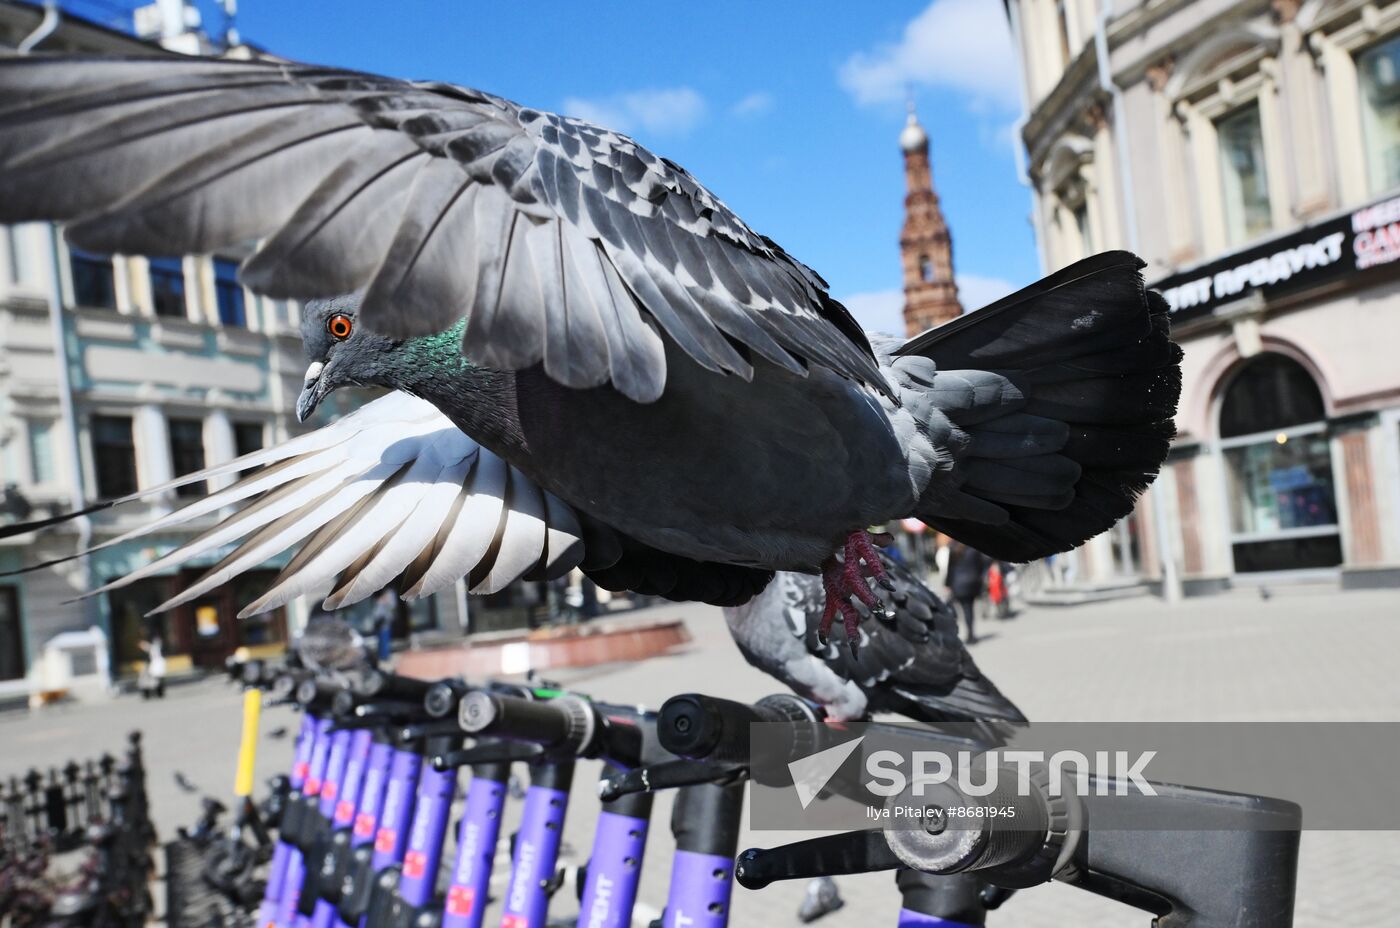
[3,585,1398,926]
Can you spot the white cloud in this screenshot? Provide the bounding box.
[840,273,1018,337]
[731,91,775,118]
[561,87,706,137]
[956,273,1017,311]
[840,288,906,337]
[839,0,1020,111]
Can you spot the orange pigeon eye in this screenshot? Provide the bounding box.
[326,313,353,340]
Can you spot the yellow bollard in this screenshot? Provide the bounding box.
[234,687,262,799]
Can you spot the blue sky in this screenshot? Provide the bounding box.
[76,0,1043,336]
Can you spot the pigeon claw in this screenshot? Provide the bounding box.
[816,531,893,658]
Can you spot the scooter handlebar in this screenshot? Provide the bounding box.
[658,693,822,766]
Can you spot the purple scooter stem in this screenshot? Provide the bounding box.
[441,763,511,928]
[897,913,980,927]
[257,714,318,928]
[275,716,335,928]
[332,730,374,831]
[499,762,574,928]
[316,729,354,820]
[332,738,394,928]
[396,752,458,907]
[894,870,988,927]
[296,728,353,928]
[351,741,394,849]
[662,782,744,928]
[306,729,370,928]
[369,746,423,870]
[665,850,734,928]
[577,773,653,928]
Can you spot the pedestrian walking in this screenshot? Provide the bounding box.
[138,629,166,699]
[945,542,990,644]
[371,589,397,664]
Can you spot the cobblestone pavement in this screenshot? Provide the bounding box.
[3,584,1397,926]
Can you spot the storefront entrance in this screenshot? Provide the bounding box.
[108,569,287,677]
[1219,354,1342,572]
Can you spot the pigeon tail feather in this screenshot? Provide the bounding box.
[896,251,1182,562]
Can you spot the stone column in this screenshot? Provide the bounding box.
[134,404,172,492]
[1338,427,1382,566]
[1172,458,1205,576]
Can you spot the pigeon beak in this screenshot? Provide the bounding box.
[296,361,326,423]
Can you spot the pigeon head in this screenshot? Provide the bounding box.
[296,294,401,421]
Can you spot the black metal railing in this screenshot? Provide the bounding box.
[0,732,156,928]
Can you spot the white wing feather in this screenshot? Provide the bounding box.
[79,391,585,617]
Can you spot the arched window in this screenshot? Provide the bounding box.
[1219,354,1339,572]
[1219,354,1325,438]
[919,255,934,282]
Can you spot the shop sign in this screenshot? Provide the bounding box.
[196,605,220,637]
[1153,192,1400,321]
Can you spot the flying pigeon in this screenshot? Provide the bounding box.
[0,56,1181,645]
[724,550,1025,727]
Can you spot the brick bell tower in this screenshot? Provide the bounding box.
[900,104,962,336]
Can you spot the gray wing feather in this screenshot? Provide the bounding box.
[0,56,888,403]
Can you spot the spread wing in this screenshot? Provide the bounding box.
[0,55,886,403]
[7,391,587,616]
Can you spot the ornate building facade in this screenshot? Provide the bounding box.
[899,107,964,336]
[1007,0,1400,593]
[0,1,459,702]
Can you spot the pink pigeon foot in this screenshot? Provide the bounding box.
[817,530,896,657]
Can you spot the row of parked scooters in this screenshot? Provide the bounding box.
[177,651,1303,928]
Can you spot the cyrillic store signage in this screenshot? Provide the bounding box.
[1153,192,1400,322]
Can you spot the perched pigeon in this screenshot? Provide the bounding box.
[724,551,1025,726]
[0,57,1181,643]
[296,615,371,673]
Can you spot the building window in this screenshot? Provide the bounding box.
[1224,434,1336,534]
[234,421,264,477]
[918,254,934,282]
[234,422,264,458]
[1359,35,1400,195]
[259,295,295,331]
[1216,104,1272,246]
[148,256,187,319]
[214,258,246,327]
[91,415,138,499]
[0,586,22,682]
[27,419,56,484]
[70,247,117,310]
[168,418,207,498]
[1219,354,1340,572]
